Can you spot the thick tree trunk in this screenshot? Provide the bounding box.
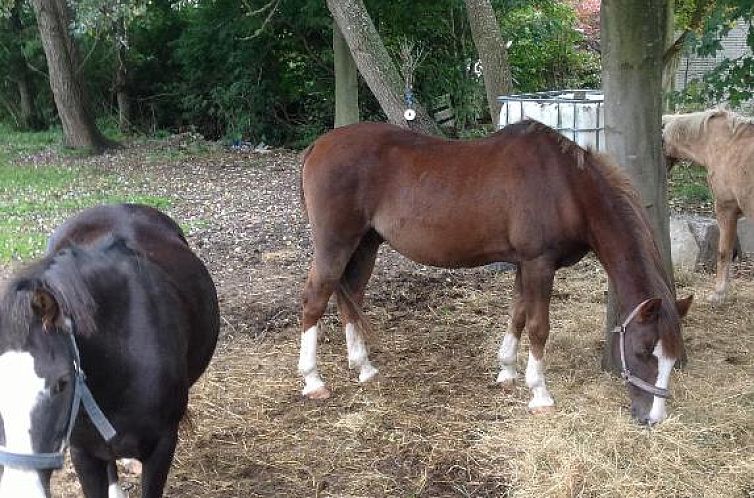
[30,0,114,152]
[326,0,440,135]
[601,0,679,372]
[333,21,359,128]
[464,0,512,123]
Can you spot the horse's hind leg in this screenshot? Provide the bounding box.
[709,201,741,303]
[300,239,360,399]
[336,230,382,384]
[519,259,556,414]
[497,267,525,389]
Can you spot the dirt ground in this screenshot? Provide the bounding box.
[9,136,753,497]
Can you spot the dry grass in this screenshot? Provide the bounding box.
[51,257,753,497]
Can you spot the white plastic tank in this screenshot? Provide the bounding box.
[498,90,605,151]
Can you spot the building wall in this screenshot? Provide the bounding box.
[675,20,751,91]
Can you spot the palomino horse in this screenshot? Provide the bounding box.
[299,121,692,425]
[0,204,219,497]
[663,109,754,303]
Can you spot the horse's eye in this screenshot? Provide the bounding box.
[51,377,69,395]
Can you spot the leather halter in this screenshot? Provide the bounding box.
[0,327,117,470]
[612,299,671,399]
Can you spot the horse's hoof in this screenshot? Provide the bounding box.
[304,386,331,400]
[499,380,516,393]
[706,292,725,304]
[359,365,378,383]
[528,405,556,416]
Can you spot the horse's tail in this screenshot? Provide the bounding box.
[299,143,315,222]
[335,281,374,342]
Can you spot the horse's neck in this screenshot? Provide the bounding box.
[588,194,671,314]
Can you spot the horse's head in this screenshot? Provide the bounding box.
[0,282,80,498]
[610,295,693,425]
[661,115,681,171]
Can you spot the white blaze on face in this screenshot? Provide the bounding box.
[648,340,675,424]
[0,351,48,498]
[298,326,326,395]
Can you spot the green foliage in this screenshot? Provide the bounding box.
[0,0,600,144]
[500,2,600,92]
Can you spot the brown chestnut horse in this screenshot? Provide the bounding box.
[299,121,692,424]
[663,109,754,303]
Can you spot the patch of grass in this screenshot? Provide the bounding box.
[669,161,713,213]
[0,127,171,262]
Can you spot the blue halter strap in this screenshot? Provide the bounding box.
[0,329,117,470]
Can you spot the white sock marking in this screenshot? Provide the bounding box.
[648,340,675,424]
[0,351,47,498]
[345,323,378,383]
[298,326,325,395]
[525,351,554,409]
[108,482,127,498]
[496,333,519,384]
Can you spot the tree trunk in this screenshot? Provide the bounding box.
[600,0,679,372]
[30,0,114,152]
[9,2,43,130]
[333,21,359,128]
[326,0,440,135]
[464,0,512,123]
[114,19,131,133]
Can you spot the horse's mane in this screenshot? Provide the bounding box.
[0,237,139,344]
[663,108,754,144]
[589,153,684,357]
[500,119,588,168]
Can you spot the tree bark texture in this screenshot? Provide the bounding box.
[9,2,42,130]
[601,0,678,372]
[464,0,512,123]
[115,20,131,133]
[333,21,359,128]
[326,0,440,135]
[30,0,113,151]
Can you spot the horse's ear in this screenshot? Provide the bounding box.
[637,298,662,323]
[31,288,60,332]
[676,294,693,318]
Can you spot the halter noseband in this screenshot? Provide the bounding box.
[0,327,117,470]
[612,299,671,399]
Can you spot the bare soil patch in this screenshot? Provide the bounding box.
[12,136,752,497]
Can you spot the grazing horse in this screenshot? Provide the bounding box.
[299,121,692,425]
[663,109,754,303]
[0,204,219,497]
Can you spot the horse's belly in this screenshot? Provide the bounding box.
[377,220,513,268]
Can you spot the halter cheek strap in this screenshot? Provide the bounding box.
[0,330,117,470]
[612,299,671,399]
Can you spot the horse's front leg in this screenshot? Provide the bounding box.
[709,202,740,303]
[140,430,178,498]
[520,259,556,414]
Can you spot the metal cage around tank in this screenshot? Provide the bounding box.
[497,90,605,151]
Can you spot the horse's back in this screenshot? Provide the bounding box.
[303,122,588,267]
[51,204,219,384]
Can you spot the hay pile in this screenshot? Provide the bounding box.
[52,256,752,497]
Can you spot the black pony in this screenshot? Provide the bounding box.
[0,204,219,497]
